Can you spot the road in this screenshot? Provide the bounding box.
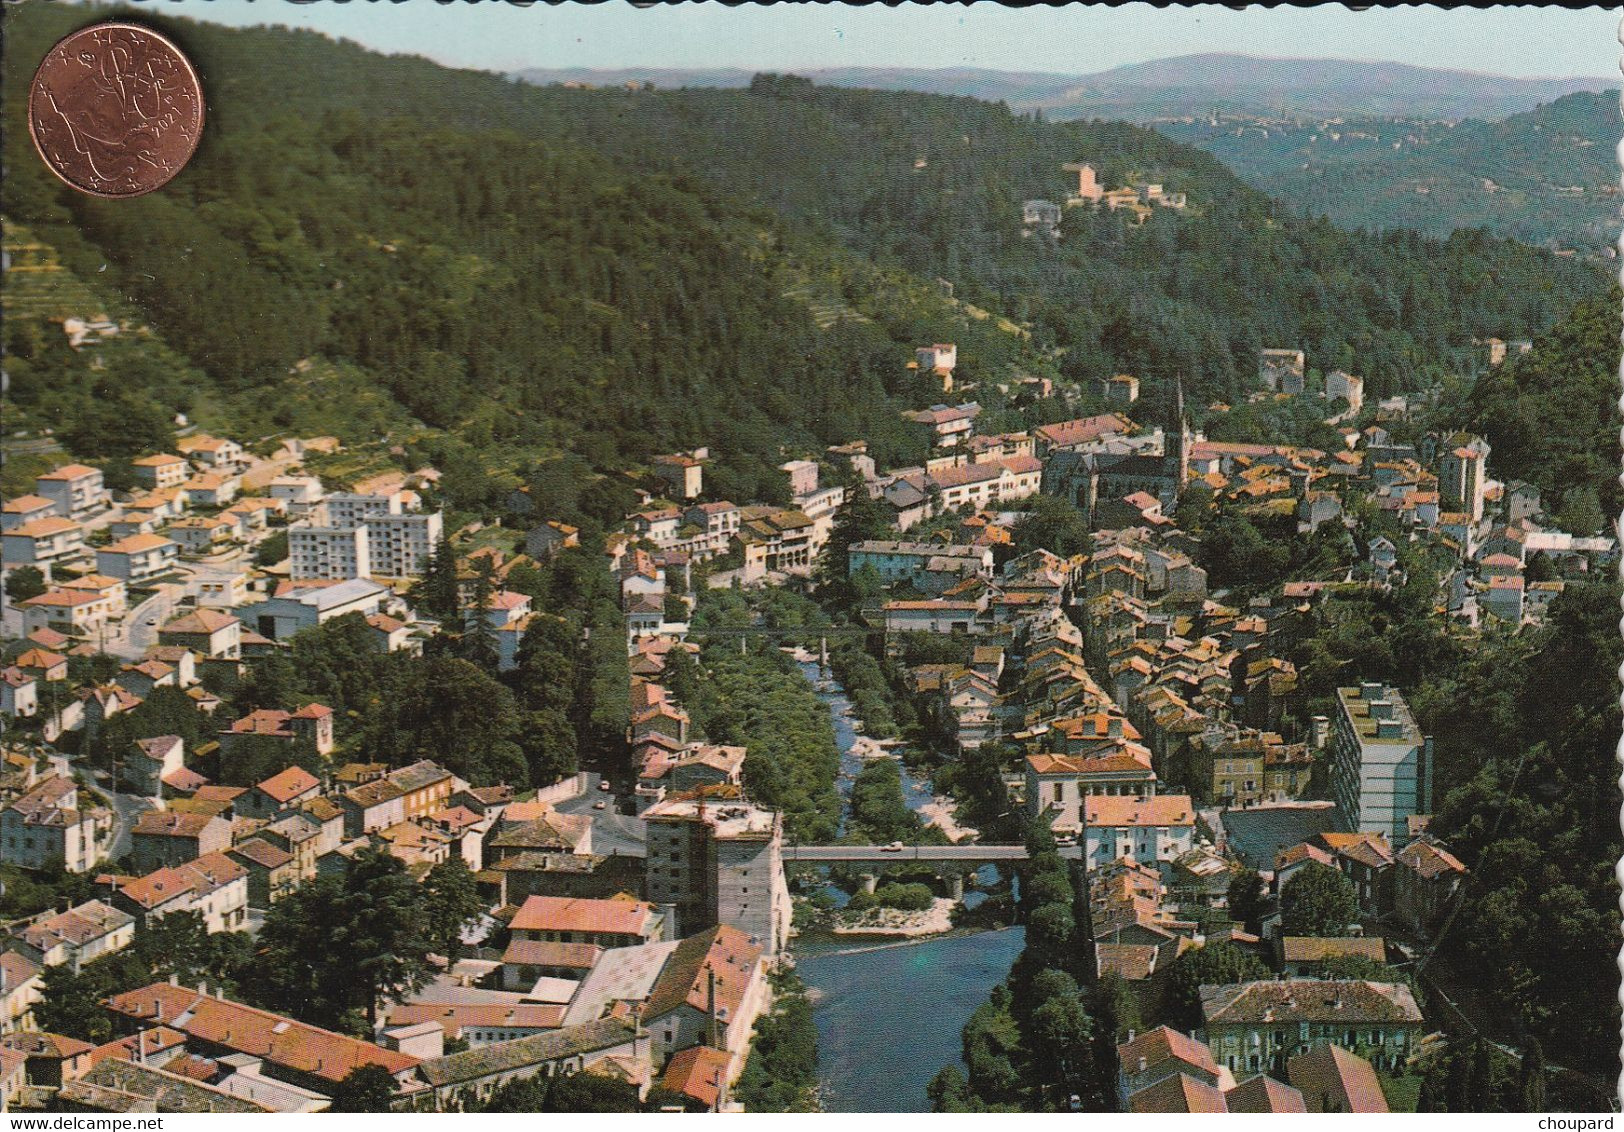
[785,844,1065,863]
[553,772,648,857]
[78,772,154,862]
[107,584,186,660]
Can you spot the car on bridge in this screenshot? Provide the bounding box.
[881,841,905,852]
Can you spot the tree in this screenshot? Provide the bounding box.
[1030,989,1097,1106]
[480,1071,643,1112]
[733,988,820,1112]
[422,855,485,963]
[1164,941,1270,1028]
[360,654,529,787]
[1225,868,1268,933]
[215,733,320,788]
[329,1064,399,1112]
[1279,862,1361,937]
[253,848,437,1030]
[1011,494,1090,558]
[4,565,46,604]
[1515,1037,1547,1111]
[412,536,461,622]
[459,554,500,669]
[255,530,289,567]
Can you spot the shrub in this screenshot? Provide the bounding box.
[875,882,935,911]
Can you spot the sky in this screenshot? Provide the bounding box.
[151,2,1621,80]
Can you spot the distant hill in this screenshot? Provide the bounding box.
[1158,90,1620,251]
[1,6,1603,509]
[514,54,1616,122]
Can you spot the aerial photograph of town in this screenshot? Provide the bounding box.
[0,0,1618,1118]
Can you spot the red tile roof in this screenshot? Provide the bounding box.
[1117,1025,1220,1079]
[662,1045,732,1108]
[1128,1073,1228,1113]
[1288,1043,1389,1113]
[643,925,763,1023]
[1226,1073,1307,1113]
[104,983,418,1084]
[257,766,321,804]
[508,896,658,938]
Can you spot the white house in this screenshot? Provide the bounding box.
[97,534,180,583]
[34,464,108,519]
[1081,794,1197,871]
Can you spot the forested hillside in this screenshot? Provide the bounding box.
[510,73,1601,404]
[0,4,1606,504]
[515,55,1614,122]
[1159,91,1619,251]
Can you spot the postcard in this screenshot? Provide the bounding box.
[0,0,1618,1117]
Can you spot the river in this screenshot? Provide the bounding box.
[789,654,1024,1112]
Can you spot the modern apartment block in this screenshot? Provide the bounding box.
[366,510,442,578]
[1329,683,1432,843]
[289,526,371,581]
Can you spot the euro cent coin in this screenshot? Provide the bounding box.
[28,21,204,198]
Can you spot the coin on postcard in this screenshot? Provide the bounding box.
[28,21,204,198]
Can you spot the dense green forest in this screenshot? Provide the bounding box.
[1161,91,1619,251]
[1443,288,1622,519]
[2,4,1605,512]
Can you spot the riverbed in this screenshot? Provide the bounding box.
[788,653,1022,1112]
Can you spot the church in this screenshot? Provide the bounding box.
[1043,379,1191,522]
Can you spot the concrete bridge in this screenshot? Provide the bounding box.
[783,844,1083,864]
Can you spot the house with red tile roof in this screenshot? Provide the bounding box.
[1080,793,1197,872]
[219,703,335,759]
[104,983,423,1101]
[130,810,231,872]
[1225,1072,1308,1112]
[227,838,300,906]
[1201,979,1423,1076]
[158,609,242,660]
[1393,836,1468,935]
[642,925,767,1064]
[240,766,323,821]
[1127,1072,1229,1112]
[10,900,135,969]
[384,1003,566,1048]
[1,775,112,872]
[509,896,664,950]
[1287,1042,1390,1113]
[1116,1025,1229,1105]
[0,1031,95,1087]
[661,1045,734,1111]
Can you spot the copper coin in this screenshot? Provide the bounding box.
[27,21,204,198]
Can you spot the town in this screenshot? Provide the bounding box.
[0,229,1611,1115]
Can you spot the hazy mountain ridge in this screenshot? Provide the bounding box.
[1158,90,1620,250]
[514,53,1616,121]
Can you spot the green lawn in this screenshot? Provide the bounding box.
[1378,1071,1421,1112]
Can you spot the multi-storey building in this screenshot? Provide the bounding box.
[97,533,179,583]
[1199,979,1425,1076]
[847,540,994,588]
[3,517,86,574]
[1080,794,1198,872]
[289,525,371,581]
[642,796,791,957]
[131,454,191,491]
[367,510,442,578]
[1329,683,1432,844]
[1438,435,1490,523]
[0,776,112,873]
[34,464,108,519]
